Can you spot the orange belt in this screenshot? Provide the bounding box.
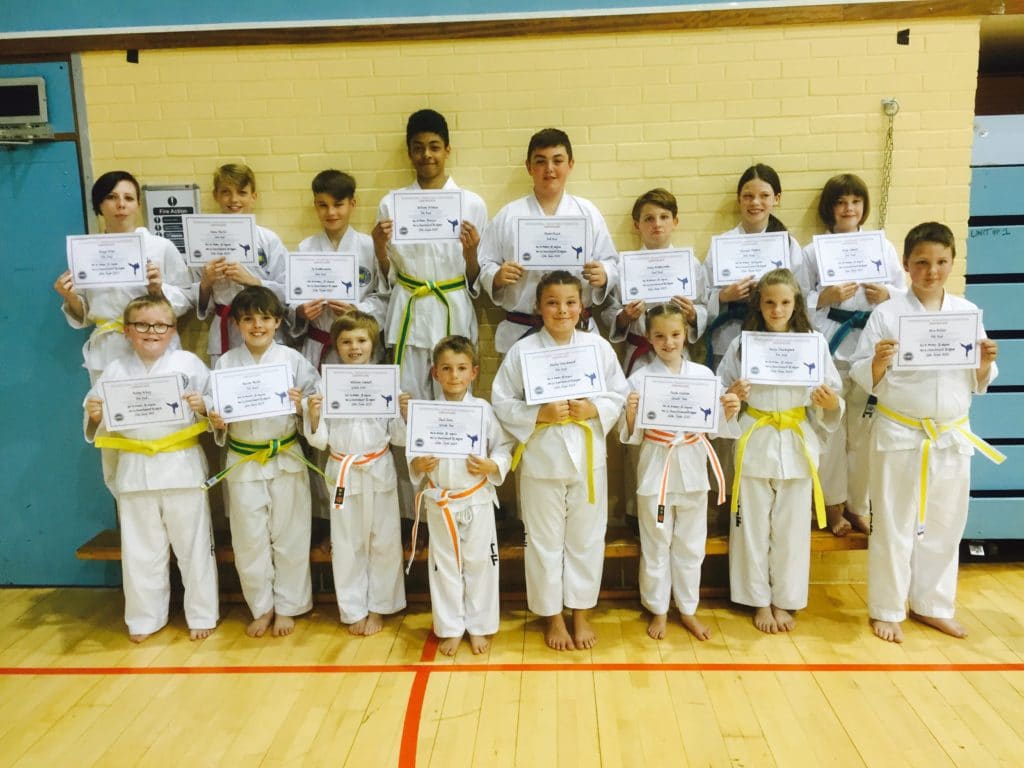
[644,428,725,527]
[329,445,390,510]
[408,476,488,574]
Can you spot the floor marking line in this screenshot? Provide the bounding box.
[398,630,439,768]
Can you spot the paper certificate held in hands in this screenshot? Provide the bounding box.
[514,217,589,270]
[521,344,605,405]
[211,363,295,423]
[710,231,790,286]
[100,374,188,432]
[286,252,359,305]
[67,233,147,289]
[182,214,258,266]
[406,400,487,458]
[894,311,981,370]
[321,364,399,419]
[813,230,890,285]
[741,331,826,386]
[620,248,697,302]
[638,375,721,433]
[392,191,463,243]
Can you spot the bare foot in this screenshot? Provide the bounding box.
[771,606,795,632]
[910,612,967,638]
[129,632,152,644]
[827,503,851,536]
[190,627,214,641]
[647,613,668,640]
[469,634,490,655]
[272,614,295,637]
[754,606,778,634]
[362,612,384,636]
[871,619,904,643]
[572,609,597,650]
[846,512,870,534]
[348,617,368,636]
[680,613,712,641]
[247,610,274,638]
[438,636,461,656]
[545,614,575,651]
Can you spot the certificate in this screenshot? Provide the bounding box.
[710,231,790,286]
[638,375,721,433]
[392,191,463,243]
[211,363,295,423]
[741,331,826,386]
[514,217,589,269]
[100,374,187,432]
[620,248,697,302]
[67,233,146,289]
[182,214,257,266]
[894,311,981,370]
[321,364,399,419]
[521,344,605,405]
[286,252,359,304]
[406,400,487,458]
[813,230,890,285]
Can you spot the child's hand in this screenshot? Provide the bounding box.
[86,397,103,424]
[720,392,741,421]
[862,283,890,305]
[582,260,607,287]
[145,260,163,297]
[307,393,323,423]
[568,398,598,421]
[466,454,498,477]
[810,383,840,410]
[372,219,393,268]
[459,220,480,252]
[978,338,998,384]
[817,282,857,308]
[719,276,754,303]
[537,400,569,424]
[288,387,303,415]
[619,300,645,326]
[670,295,698,326]
[53,270,76,300]
[222,262,260,287]
[411,455,439,474]
[399,392,411,421]
[727,378,751,402]
[493,261,525,288]
[297,300,326,322]
[326,300,355,315]
[184,392,207,416]
[201,257,227,288]
[871,338,898,385]
[208,411,227,430]
[624,391,639,434]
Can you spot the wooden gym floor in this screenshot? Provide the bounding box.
[2,563,1024,767]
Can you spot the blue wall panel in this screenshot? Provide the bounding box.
[970,393,1024,441]
[970,166,1024,218]
[964,283,1024,332]
[966,498,1024,539]
[966,226,1024,275]
[972,445,1024,491]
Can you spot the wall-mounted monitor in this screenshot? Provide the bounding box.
[0,77,48,126]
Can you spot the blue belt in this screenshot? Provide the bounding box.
[826,307,870,354]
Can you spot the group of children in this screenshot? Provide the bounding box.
[59,108,1000,651]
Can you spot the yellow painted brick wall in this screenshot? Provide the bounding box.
[80,19,979,570]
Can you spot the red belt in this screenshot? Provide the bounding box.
[214,303,232,355]
[625,332,652,377]
[307,326,333,365]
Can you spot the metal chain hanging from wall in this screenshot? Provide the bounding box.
[879,98,900,229]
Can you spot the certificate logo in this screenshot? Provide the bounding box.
[826,269,836,278]
[629,287,639,296]
[750,366,760,375]
[722,268,731,278]
[224,404,234,414]
[521,252,532,262]
[293,287,303,296]
[533,386,544,396]
[399,226,409,236]
[113,412,125,422]
[193,250,202,260]
[902,352,914,362]
[646,411,657,420]
[331,401,341,409]
[77,271,88,280]
[414,438,425,448]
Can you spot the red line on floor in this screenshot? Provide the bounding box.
[398,630,440,768]
[2,661,1023,676]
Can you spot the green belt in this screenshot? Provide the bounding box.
[393,270,466,366]
[203,432,326,489]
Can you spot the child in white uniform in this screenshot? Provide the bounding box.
[372,109,488,399]
[492,271,628,651]
[196,164,288,365]
[803,174,905,535]
[477,128,618,355]
[292,170,387,367]
[54,170,192,382]
[305,312,407,636]
[85,296,217,642]
[718,269,844,634]
[208,286,320,638]
[849,222,1001,644]
[405,336,514,656]
[620,304,739,640]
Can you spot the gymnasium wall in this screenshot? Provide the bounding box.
[80,18,980,392]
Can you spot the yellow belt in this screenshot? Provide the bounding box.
[393,270,466,366]
[92,317,124,339]
[731,405,826,529]
[876,403,1006,536]
[511,418,595,503]
[95,419,208,456]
